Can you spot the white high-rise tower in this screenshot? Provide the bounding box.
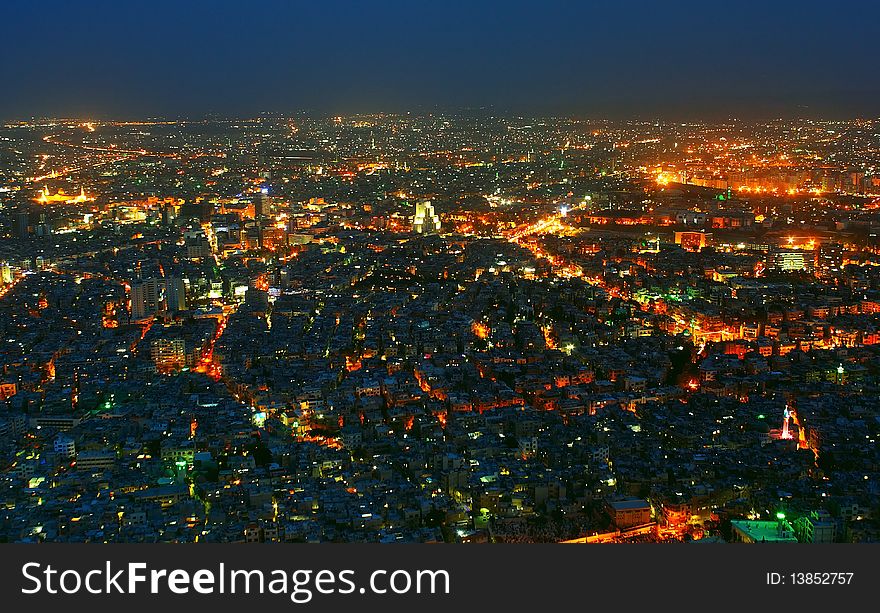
[412,200,441,234]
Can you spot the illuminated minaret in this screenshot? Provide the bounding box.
[781,407,792,440]
[71,369,80,409]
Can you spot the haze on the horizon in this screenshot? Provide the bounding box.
[2,0,879,121]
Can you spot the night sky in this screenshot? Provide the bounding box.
[2,0,879,120]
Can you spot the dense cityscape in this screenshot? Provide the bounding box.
[1,113,880,544]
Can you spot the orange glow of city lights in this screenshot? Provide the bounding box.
[472,321,490,339]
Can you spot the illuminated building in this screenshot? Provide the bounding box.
[131,277,186,319]
[161,441,196,469]
[34,186,94,205]
[817,243,844,277]
[730,518,797,543]
[253,188,271,248]
[150,338,186,371]
[165,277,187,313]
[12,207,53,238]
[674,231,708,252]
[638,235,661,253]
[768,248,813,272]
[605,498,652,529]
[0,261,12,285]
[780,406,793,440]
[131,278,163,320]
[161,203,176,226]
[776,403,809,450]
[254,189,267,219]
[793,511,836,543]
[186,235,213,260]
[412,200,441,234]
[260,225,287,250]
[0,383,16,401]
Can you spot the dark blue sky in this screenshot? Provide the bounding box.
[2,0,879,120]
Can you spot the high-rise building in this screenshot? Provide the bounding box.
[253,188,271,248]
[186,236,213,260]
[130,277,187,319]
[150,338,186,371]
[131,278,164,320]
[165,277,187,313]
[34,212,52,237]
[254,188,268,219]
[15,209,30,238]
[161,203,177,226]
[0,261,12,285]
[412,200,441,234]
[818,243,845,276]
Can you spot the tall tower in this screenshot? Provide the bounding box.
[15,208,30,238]
[165,277,187,313]
[817,243,844,277]
[254,187,271,248]
[130,278,163,319]
[254,189,266,219]
[412,200,441,234]
[0,261,12,284]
